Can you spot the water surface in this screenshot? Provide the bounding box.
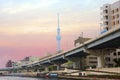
[0,76,70,80]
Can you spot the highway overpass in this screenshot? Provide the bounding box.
[1,26,120,72]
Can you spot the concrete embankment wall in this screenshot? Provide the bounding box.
[87,67,120,73]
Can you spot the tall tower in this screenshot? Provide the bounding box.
[56,13,61,52]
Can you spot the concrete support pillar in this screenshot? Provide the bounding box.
[50,61,62,71]
[56,64,60,70]
[54,63,61,70]
[66,57,84,70]
[72,61,80,69]
[84,49,115,68]
[97,54,105,68]
[45,67,49,72]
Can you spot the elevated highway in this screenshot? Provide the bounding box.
[28,26,120,71]
[1,26,120,72]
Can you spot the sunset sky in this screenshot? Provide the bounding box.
[0,0,118,68]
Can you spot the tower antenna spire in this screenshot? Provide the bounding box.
[56,13,61,53]
[58,13,59,28]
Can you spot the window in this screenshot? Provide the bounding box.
[89,61,97,63]
[116,8,119,12]
[105,21,108,25]
[106,6,108,8]
[112,21,115,25]
[104,10,108,13]
[118,52,120,55]
[105,57,110,61]
[116,14,119,18]
[114,52,116,56]
[105,16,108,19]
[112,10,114,14]
[112,16,115,19]
[105,27,109,30]
[116,20,119,25]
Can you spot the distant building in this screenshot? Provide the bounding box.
[24,56,40,63]
[12,56,40,67]
[74,37,98,68]
[74,37,90,47]
[100,0,120,33]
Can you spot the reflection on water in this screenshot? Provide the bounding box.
[0,76,69,80]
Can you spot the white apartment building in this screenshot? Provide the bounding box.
[101,0,120,67]
[100,0,120,33]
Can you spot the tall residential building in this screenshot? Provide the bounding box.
[100,0,120,33]
[100,0,120,67]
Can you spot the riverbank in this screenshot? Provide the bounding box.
[1,71,120,80]
[1,68,120,80]
[58,75,120,80]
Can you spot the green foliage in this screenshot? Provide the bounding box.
[113,58,120,67]
[66,61,73,65]
[33,65,44,72]
[48,65,57,71]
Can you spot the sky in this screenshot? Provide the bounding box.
[0,0,118,68]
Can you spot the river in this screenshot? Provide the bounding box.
[0,76,72,80]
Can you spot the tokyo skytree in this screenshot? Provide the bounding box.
[56,13,61,52]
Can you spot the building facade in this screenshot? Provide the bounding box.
[101,0,120,67]
[74,37,98,68]
[105,49,120,67]
[12,56,40,68]
[74,37,90,47]
[100,0,120,33]
[74,36,120,68]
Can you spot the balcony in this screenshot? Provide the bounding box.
[100,12,109,16]
[101,17,108,21]
[103,21,108,25]
[100,22,109,28]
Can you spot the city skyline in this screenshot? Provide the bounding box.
[0,0,118,68]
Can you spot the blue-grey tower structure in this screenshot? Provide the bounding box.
[56,13,61,52]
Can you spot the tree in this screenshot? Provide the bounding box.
[6,60,13,67]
